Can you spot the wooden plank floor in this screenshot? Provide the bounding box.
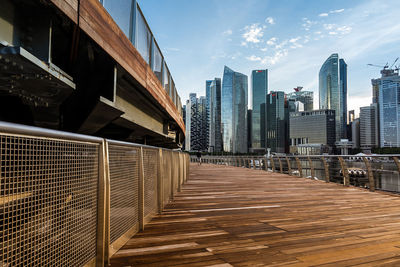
[110,164,400,267]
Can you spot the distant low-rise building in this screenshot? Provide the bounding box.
[289,109,336,155]
[287,87,313,111]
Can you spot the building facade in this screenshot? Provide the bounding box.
[289,109,336,155]
[185,93,208,151]
[208,78,222,152]
[352,118,360,149]
[319,53,347,141]
[360,104,379,149]
[287,87,313,111]
[251,69,268,153]
[221,66,248,153]
[266,91,286,153]
[376,70,400,147]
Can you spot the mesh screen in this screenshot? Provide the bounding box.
[142,148,158,218]
[108,145,139,244]
[163,151,171,205]
[0,135,98,267]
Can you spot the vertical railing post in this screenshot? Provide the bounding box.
[253,157,256,170]
[157,148,163,212]
[338,156,350,186]
[286,157,292,175]
[362,157,375,191]
[393,157,400,173]
[295,157,303,177]
[308,156,315,179]
[178,153,182,192]
[321,157,330,182]
[138,147,145,230]
[97,139,110,266]
[278,157,283,173]
[270,156,275,172]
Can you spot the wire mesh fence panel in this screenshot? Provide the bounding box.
[142,148,158,218]
[0,135,99,267]
[163,151,171,204]
[108,144,139,244]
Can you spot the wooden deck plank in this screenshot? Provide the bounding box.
[110,164,400,266]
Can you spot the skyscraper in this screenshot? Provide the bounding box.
[185,93,208,151]
[319,53,347,141]
[360,104,379,149]
[221,66,248,153]
[376,69,400,147]
[251,69,268,153]
[205,80,212,148]
[266,91,286,153]
[208,78,222,152]
[287,87,313,111]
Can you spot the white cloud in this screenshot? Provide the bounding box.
[242,23,264,44]
[319,13,329,17]
[275,40,288,49]
[222,29,233,36]
[289,37,301,43]
[267,37,277,46]
[261,49,289,65]
[329,31,338,35]
[337,25,352,34]
[330,8,345,14]
[261,47,268,52]
[323,24,335,30]
[246,55,262,61]
[265,17,275,25]
[302,18,317,31]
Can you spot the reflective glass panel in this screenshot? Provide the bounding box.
[103,0,132,38]
[163,63,170,94]
[136,9,152,64]
[152,41,163,84]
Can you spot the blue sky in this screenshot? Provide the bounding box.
[139,0,400,116]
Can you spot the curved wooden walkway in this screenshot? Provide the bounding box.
[110,164,400,267]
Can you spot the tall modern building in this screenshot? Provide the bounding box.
[287,87,313,111]
[360,104,379,149]
[352,118,360,149]
[266,91,286,153]
[289,109,336,155]
[251,69,268,153]
[221,66,248,153]
[375,69,400,147]
[205,81,212,149]
[319,53,347,141]
[208,78,222,152]
[185,93,208,151]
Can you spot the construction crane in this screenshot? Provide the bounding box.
[367,58,399,77]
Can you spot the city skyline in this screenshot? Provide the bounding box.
[139,0,400,116]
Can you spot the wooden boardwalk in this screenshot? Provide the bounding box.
[110,164,400,267]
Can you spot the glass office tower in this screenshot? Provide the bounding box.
[319,53,347,141]
[376,69,400,147]
[251,69,268,152]
[208,78,222,152]
[221,66,248,153]
[266,91,286,153]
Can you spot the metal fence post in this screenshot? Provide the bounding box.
[278,157,283,173]
[363,157,375,192]
[295,157,303,177]
[308,156,315,178]
[157,148,163,212]
[321,157,330,182]
[270,156,275,172]
[286,157,292,175]
[97,139,110,266]
[338,156,350,186]
[393,157,400,173]
[138,147,145,230]
[178,153,182,192]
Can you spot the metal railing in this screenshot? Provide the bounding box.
[0,121,189,266]
[192,154,400,193]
